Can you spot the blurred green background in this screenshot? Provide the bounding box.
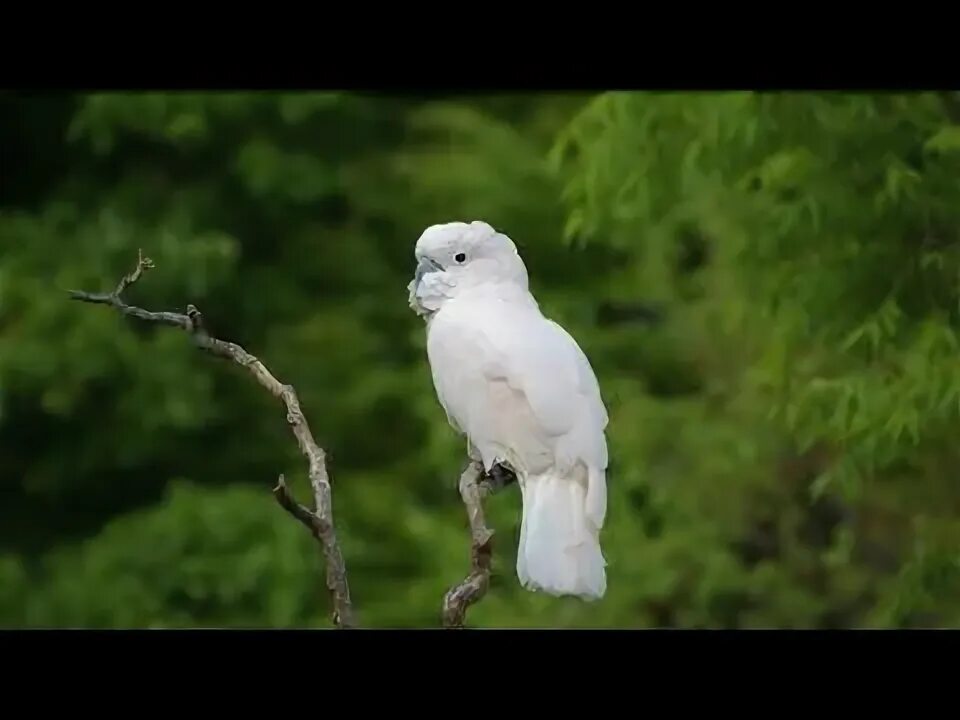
[2,91,960,628]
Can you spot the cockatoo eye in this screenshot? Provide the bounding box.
[455,252,466,263]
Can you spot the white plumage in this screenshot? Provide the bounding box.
[408,221,609,600]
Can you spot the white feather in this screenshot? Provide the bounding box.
[412,221,609,600]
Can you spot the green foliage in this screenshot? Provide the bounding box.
[2,90,960,628]
[20,482,322,627]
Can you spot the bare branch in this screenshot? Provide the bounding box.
[69,250,356,629]
[274,475,354,628]
[442,461,513,628]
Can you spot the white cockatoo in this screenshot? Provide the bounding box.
[408,220,609,600]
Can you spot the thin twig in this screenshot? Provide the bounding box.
[442,461,513,628]
[69,250,356,629]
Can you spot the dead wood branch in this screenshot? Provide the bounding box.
[69,250,356,629]
[442,461,514,628]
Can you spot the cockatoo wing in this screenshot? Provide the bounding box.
[426,297,608,484]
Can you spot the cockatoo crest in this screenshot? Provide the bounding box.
[407,221,529,317]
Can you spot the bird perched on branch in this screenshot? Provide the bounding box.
[408,221,609,600]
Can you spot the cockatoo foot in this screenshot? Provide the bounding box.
[487,462,517,489]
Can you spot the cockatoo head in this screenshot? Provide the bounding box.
[408,220,528,317]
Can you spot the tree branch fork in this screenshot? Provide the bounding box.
[69,249,506,628]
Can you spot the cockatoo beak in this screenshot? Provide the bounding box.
[414,256,444,289]
[408,256,445,317]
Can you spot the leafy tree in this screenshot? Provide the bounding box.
[2,90,958,628]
